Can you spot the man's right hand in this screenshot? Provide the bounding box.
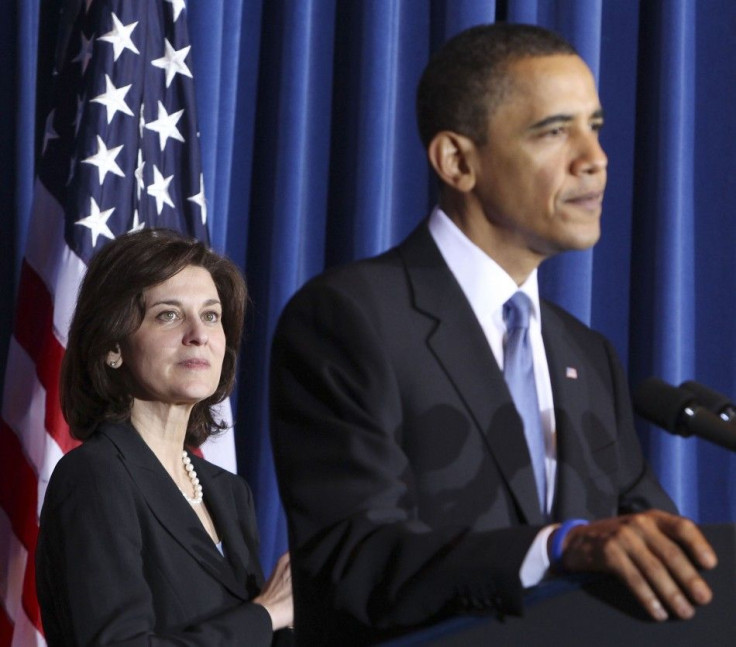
[556,510,717,621]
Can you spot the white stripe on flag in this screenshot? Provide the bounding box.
[24,180,85,347]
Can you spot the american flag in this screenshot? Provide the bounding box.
[0,1,235,644]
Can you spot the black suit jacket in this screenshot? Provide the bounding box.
[36,421,283,646]
[270,222,675,645]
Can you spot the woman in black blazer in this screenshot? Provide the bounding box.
[36,229,293,646]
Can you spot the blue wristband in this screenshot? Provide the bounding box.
[550,519,589,569]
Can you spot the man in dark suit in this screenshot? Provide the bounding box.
[269,23,716,645]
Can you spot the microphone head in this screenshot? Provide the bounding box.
[632,377,696,432]
[680,380,733,416]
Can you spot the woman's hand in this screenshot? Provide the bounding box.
[253,551,294,631]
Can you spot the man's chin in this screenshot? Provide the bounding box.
[564,222,602,251]
[570,234,601,252]
[536,231,601,258]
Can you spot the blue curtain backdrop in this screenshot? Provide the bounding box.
[3,0,736,572]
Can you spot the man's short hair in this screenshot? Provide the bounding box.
[416,23,577,147]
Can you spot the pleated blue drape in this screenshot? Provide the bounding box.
[630,0,699,514]
[4,0,736,571]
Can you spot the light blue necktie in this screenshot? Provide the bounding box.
[503,291,547,514]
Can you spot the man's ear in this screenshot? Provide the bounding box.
[426,131,477,193]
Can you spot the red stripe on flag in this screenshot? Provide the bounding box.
[0,421,39,551]
[22,545,42,637]
[13,260,79,454]
[0,420,44,635]
[0,602,13,646]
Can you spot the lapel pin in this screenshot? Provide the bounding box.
[566,367,578,379]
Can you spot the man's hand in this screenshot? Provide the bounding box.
[557,510,717,621]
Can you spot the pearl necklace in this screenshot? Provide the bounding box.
[180,451,203,505]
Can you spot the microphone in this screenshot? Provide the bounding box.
[632,377,736,452]
[680,380,736,423]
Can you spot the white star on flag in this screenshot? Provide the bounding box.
[76,197,116,246]
[72,31,95,74]
[98,13,140,61]
[151,39,192,87]
[42,109,59,155]
[82,135,125,184]
[147,164,175,214]
[145,100,185,150]
[129,209,145,232]
[91,74,134,124]
[165,0,187,22]
[187,174,207,224]
[135,149,145,198]
[139,102,146,137]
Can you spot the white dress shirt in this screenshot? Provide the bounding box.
[428,206,557,587]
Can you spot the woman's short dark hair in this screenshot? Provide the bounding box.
[61,228,246,447]
[416,23,577,147]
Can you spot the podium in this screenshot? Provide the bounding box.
[382,524,736,646]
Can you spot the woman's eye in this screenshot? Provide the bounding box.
[202,311,220,323]
[157,311,178,322]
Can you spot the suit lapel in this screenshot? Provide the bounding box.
[101,423,251,600]
[194,457,265,597]
[541,304,606,521]
[400,224,543,524]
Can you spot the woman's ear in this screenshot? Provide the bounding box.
[426,131,477,194]
[106,345,122,369]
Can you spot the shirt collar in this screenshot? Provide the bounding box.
[428,206,541,328]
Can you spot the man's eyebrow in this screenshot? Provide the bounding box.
[529,114,573,130]
[528,108,605,131]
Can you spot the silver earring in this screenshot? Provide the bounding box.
[109,359,119,368]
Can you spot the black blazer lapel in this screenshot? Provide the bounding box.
[101,423,251,601]
[194,456,265,598]
[400,224,544,524]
